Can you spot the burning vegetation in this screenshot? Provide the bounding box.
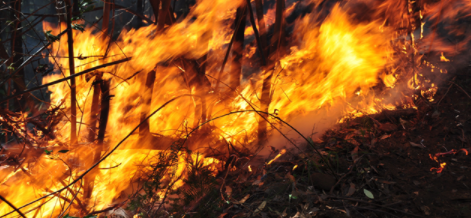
[0,0,470,217]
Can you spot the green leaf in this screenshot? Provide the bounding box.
[7,63,15,71]
[44,30,60,43]
[83,215,97,218]
[62,214,79,218]
[58,150,69,153]
[71,23,85,32]
[363,189,374,199]
[44,149,52,155]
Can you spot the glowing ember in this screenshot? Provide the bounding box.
[267,149,287,165]
[440,52,450,62]
[430,162,447,174]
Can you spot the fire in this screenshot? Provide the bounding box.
[1,0,460,216]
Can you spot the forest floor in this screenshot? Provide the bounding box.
[208,71,471,218]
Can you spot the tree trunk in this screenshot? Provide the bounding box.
[65,0,77,146]
[149,0,161,24]
[258,0,286,145]
[229,4,247,90]
[102,0,111,37]
[10,0,27,111]
[136,0,144,27]
[157,0,172,31]
[254,0,268,57]
[139,70,156,138]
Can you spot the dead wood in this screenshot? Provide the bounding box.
[83,76,102,202]
[229,3,247,90]
[245,0,267,66]
[139,69,156,138]
[258,0,286,146]
[214,7,247,91]
[149,0,161,24]
[253,0,268,58]
[157,0,172,31]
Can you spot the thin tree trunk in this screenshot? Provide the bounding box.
[229,4,247,90]
[87,76,101,144]
[269,0,286,57]
[254,0,268,57]
[102,0,111,37]
[10,0,27,111]
[98,80,110,150]
[83,79,110,204]
[83,75,102,204]
[139,70,156,137]
[138,0,171,139]
[258,0,285,145]
[157,0,172,31]
[149,0,161,24]
[65,0,77,146]
[137,0,144,26]
[84,1,111,203]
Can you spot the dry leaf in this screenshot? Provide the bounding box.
[410,141,425,148]
[421,206,431,215]
[380,134,391,140]
[218,213,228,218]
[234,194,250,204]
[346,183,356,196]
[281,207,288,217]
[379,123,398,132]
[225,186,232,197]
[352,146,359,163]
[254,201,266,214]
[371,138,377,147]
[286,172,296,184]
[252,180,261,186]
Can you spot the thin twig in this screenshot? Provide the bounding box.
[0,194,27,218]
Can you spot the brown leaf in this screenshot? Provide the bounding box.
[379,123,398,132]
[286,172,296,184]
[421,206,431,215]
[234,194,250,204]
[352,146,359,163]
[225,186,232,197]
[410,141,425,148]
[371,138,377,147]
[254,201,266,214]
[281,208,288,217]
[346,183,356,196]
[218,213,228,218]
[380,134,391,140]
